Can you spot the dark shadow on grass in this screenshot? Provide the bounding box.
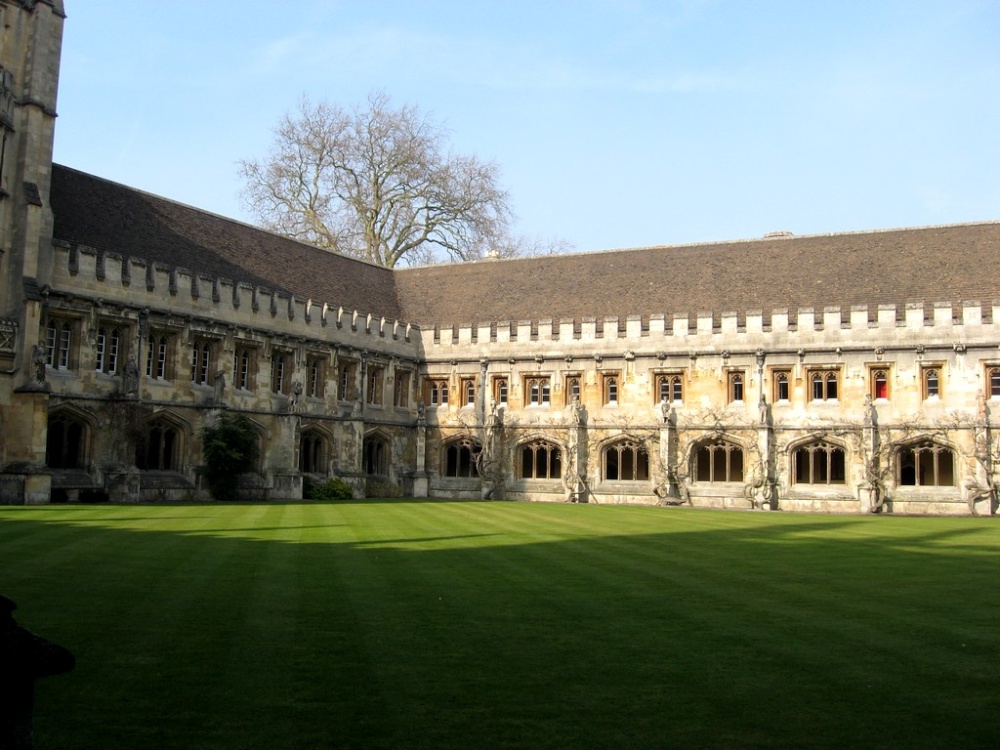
[2,505,999,750]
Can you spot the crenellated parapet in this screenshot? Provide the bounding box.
[420,301,1000,361]
[50,241,422,355]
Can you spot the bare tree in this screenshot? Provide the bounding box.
[238,92,520,267]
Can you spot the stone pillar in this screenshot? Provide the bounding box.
[341,411,366,498]
[564,401,588,502]
[4,389,52,504]
[757,403,777,510]
[269,414,302,500]
[412,406,429,497]
[359,356,368,413]
[657,403,672,497]
[862,396,881,513]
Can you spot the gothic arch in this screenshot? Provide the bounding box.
[599,436,651,482]
[440,435,481,478]
[46,404,97,470]
[137,410,190,472]
[515,435,564,480]
[231,415,267,474]
[688,435,746,483]
[894,437,957,488]
[787,436,848,486]
[299,423,333,475]
[363,429,392,478]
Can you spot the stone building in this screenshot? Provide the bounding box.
[2,0,999,513]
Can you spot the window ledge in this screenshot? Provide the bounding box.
[45,368,78,379]
[894,486,959,494]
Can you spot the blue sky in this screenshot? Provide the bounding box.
[53,1,1000,254]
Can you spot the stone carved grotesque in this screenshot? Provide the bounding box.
[31,344,46,385]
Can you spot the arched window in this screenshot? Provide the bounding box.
[519,440,562,479]
[494,378,508,406]
[46,319,72,370]
[604,376,618,405]
[525,377,550,406]
[773,370,790,402]
[656,374,682,404]
[367,366,384,405]
[692,439,744,483]
[728,372,745,403]
[604,440,649,481]
[898,441,955,487]
[810,371,839,401]
[299,430,328,474]
[338,362,356,401]
[146,334,169,380]
[95,326,122,374]
[990,367,1000,399]
[793,441,845,484]
[567,377,581,402]
[46,411,87,469]
[923,368,940,399]
[271,353,289,394]
[427,379,449,406]
[871,369,889,400]
[464,379,476,406]
[191,340,212,384]
[394,370,410,408]
[443,438,481,478]
[137,421,180,471]
[363,435,389,477]
[307,357,323,398]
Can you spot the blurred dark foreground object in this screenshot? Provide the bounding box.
[0,595,75,750]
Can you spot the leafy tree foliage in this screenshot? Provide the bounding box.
[239,92,520,267]
[201,414,260,501]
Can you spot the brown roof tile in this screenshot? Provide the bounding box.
[48,165,1000,330]
[49,165,402,321]
[394,223,1000,325]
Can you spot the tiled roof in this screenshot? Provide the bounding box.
[47,165,1000,329]
[49,165,402,321]
[393,222,1000,325]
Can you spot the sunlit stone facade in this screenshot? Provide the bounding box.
[1,0,999,514]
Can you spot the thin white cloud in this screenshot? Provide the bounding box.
[248,25,741,96]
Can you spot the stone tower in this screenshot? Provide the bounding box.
[0,0,65,501]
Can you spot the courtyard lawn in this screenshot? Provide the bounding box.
[1,502,998,750]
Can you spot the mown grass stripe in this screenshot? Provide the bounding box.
[1,503,997,750]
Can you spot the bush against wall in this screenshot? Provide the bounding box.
[303,476,355,502]
[200,414,260,502]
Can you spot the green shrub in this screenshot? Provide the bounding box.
[200,414,260,502]
[306,477,355,502]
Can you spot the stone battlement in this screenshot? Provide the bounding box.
[51,241,420,349]
[423,302,999,357]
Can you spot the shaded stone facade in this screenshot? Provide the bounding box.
[1,1,999,513]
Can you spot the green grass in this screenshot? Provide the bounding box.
[2,502,998,749]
